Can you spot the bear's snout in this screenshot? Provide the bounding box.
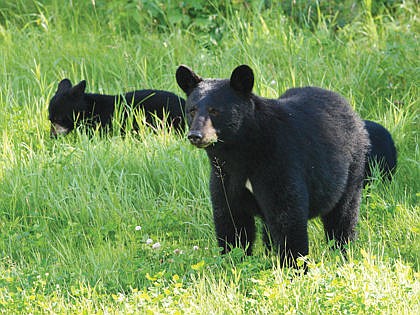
[187,114,218,148]
[187,130,203,145]
[50,123,70,138]
[187,128,217,148]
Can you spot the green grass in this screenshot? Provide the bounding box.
[0,0,419,313]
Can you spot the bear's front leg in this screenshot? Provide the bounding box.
[264,212,309,268]
[209,166,259,255]
[257,184,310,267]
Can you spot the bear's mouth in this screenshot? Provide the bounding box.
[193,141,216,149]
[189,136,218,149]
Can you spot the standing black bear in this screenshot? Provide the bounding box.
[48,79,185,137]
[363,120,397,184]
[176,64,369,266]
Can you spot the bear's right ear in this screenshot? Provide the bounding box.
[176,65,202,95]
[56,79,72,92]
[70,80,86,97]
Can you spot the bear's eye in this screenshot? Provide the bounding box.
[208,107,219,117]
[188,108,197,117]
[51,117,62,124]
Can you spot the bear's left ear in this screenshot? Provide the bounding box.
[56,78,72,93]
[230,65,254,95]
[176,65,202,95]
[71,80,86,97]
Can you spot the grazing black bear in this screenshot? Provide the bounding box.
[176,64,369,266]
[363,120,397,184]
[48,79,186,137]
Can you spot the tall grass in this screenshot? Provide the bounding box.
[0,0,419,313]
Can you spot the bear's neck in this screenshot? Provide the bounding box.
[84,93,119,118]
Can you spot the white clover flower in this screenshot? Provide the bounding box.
[135,225,142,231]
[146,238,153,245]
[152,242,161,249]
[117,293,125,303]
[193,245,199,251]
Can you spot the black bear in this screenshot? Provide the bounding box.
[363,120,397,184]
[176,64,369,266]
[48,79,186,137]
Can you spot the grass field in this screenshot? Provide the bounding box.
[0,0,419,313]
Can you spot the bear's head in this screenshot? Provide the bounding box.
[176,65,255,149]
[48,79,89,137]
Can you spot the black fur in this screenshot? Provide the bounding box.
[48,79,186,137]
[364,120,397,183]
[176,65,369,266]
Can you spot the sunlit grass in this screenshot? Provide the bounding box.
[0,0,418,313]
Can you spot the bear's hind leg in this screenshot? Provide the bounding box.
[321,183,362,253]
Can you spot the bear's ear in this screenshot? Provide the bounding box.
[176,65,202,95]
[70,80,86,97]
[230,65,254,95]
[57,78,72,92]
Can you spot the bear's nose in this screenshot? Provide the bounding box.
[188,130,203,144]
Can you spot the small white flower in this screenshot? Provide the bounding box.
[152,242,161,249]
[174,248,184,255]
[117,293,125,302]
[193,245,199,251]
[146,238,153,245]
[135,226,142,231]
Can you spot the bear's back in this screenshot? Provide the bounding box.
[278,86,350,114]
[276,87,363,146]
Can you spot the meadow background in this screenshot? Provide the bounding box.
[0,0,419,313]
